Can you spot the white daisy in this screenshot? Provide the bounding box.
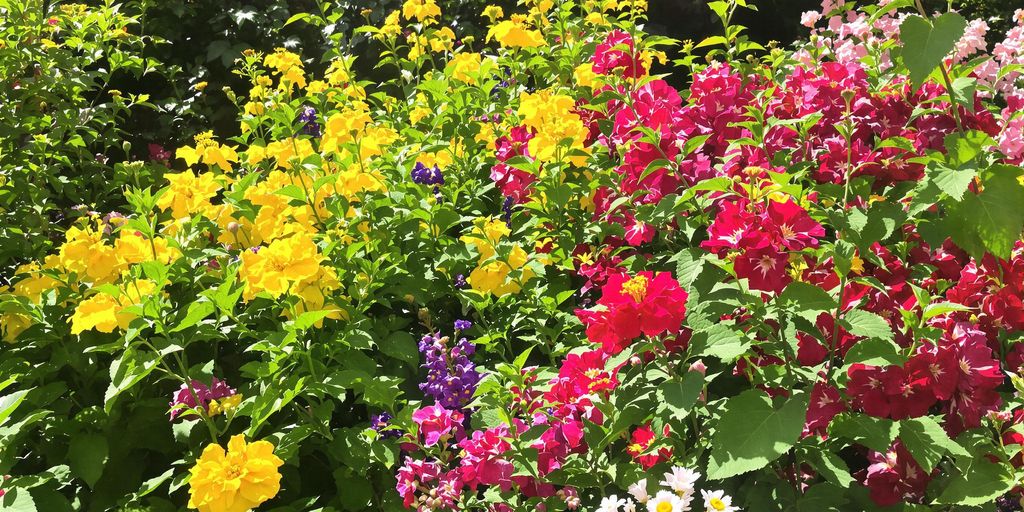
[598,494,628,512]
[628,479,650,504]
[659,466,701,498]
[646,490,690,512]
[701,489,739,512]
[623,499,638,512]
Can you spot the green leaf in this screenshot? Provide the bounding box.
[844,337,904,366]
[693,323,750,362]
[946,165,1024,259]
[380,332,419,368]
[900,416,967,473]
[657,372,704,422]
[68,434,109,488]
[0,388,30,427]
[928,165,976,202]
[829,414,899,452]
[842,309,893,341]
[170,300,215,332]
[900,13,967,87]
[922,301,970,321]
[0,488,37,512]
[707,390,808,479]
[808,450,855,488]
[778,282,836,322]
[934,459,1014,506]
[796,483,848,511]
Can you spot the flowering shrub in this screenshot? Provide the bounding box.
[4,0,1024,511]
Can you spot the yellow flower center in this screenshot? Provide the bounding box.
[621,275,649,303]
[627,442,644,454]
[656,501,674,512]
[710,498,726,511]
[226,463,242,479]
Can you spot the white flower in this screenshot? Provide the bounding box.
[646,490,690,512]
[623,500,638,512]
[598,494,628,512]
[628,479,649,504]
[701,489,739,512]
[659,466,701,498]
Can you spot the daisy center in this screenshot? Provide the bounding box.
[656,501,674,512]
[710,498,727,511]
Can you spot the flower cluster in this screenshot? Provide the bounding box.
[418,328,481,409]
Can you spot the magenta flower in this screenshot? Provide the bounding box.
[411,404,464,447]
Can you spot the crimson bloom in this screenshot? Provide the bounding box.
[575,271,689,354]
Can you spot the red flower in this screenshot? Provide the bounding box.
[804,380,845,437]
[626,423,672,469]
[865,441,930,507]
[575,271,689,354]
[733,247,792,294]
[591,30,646,78]
[763,198,824,251]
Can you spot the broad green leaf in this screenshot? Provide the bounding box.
[946,165,1024,259]
[796,483,848,511]
[778,282,836,321]
[0,488,37,512]
[170,300,215,332]
[68,434,108,488]
[0,388,30,427]
[922,301,970,321]
[829,414,899,452]
[900,416,967,473]
[934,459,1014,506]
[808,450,855,488]
[707,390,808,479]
[928,165,976,202]
[380,331,419,368]
[844,337,904,366]
[657,371,704,422]
[693,323,750,362]
[900,13,967,87]
[842,309,893,341]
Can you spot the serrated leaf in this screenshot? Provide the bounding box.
[707,390,808,479]
[693,323,750,362]
[900,416,966,473]
[829,414,899,452]
[934,458,1014,506]
[842,309,893,341]
[946,165,1024,259]
[928,165,975,202]
[380,332,419,368]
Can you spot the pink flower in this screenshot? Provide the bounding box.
[801,10,822,28]
[865,441,930,506]
[458,425,514,490]
[592,30,646,78]
[733,247,791,294]
[168,377,236,421]
[412,405,464,447]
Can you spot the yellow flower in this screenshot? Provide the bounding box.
[482,5,503,22]
[263,48,306,90]
[114,230,180,266]
[176,131,239,173]
[156,170,223,219]
[487,15,545,48]
[188,435,283,512]
[1,311,32,343]
[70,280,159,335]
[447,52,483,83]
[207,394,242,417]
[378,10,402,40]
[239,232,323,299]
[402,0,441,23]
[518,90,590,162]
[58,223,121,284]
[574,62,598,88]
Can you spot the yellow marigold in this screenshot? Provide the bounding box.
[176,131,239,173]
[58,223,120,284]
[402,0,441,23]
[156,170,223,219]
[447,52,483,83]
[517,90,589,162]
[239,232,323,300]
[263,48,306,89]
[487,15,545,48]
[265,137,314,169]
[334,164,388,199]
[11,261,61,303]
[428,27,456,53]
[409,105,431,125]
[212,204,261,249]
[188,435,283,512]
[321,105,373,154]
[283,266,344,327]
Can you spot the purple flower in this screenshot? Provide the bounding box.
[371,412,401,439]
[454,319,472,331]
[411,162,444,186]
[501,195,514,227]
[454,274,467,289]
[298,105,321,137]
[418,333,481,410]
